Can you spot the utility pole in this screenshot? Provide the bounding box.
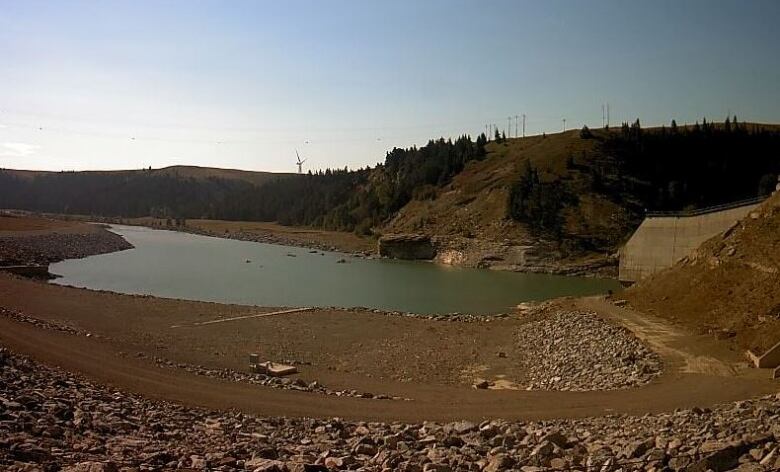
[602,104,605,128]
[562,118,566,132]
[507,117,512,138]
[607,103,610,128]
[522,114,526,137]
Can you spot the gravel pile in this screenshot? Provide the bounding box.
[0,229,132,265]
[2,346,779,472]
[515,311,662,391]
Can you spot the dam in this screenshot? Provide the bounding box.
[619,196,767,284]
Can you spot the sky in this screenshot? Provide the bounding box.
[1,0,779,173]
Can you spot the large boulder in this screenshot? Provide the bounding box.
[378,234,436,260]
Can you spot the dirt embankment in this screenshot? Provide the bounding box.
[0,215,133,265]
[626,192,780,354]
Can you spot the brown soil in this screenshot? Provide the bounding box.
[626,192,780,354]
[0,214,83,235]
[0,273,774,422]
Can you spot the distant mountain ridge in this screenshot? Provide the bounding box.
[0,165,297,219]
[2,165,290,186]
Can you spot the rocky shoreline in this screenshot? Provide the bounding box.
[2,345,779,472]
[0,226,133,266]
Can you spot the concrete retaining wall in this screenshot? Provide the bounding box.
[619,201,762,283]
[747,340,780,369]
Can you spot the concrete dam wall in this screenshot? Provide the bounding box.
[619,198,765,284]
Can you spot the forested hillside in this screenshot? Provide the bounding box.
[0,167,267,218]
[217,135,487,233]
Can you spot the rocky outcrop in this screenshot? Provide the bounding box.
[378,234,436,260]
[2,345,780,471]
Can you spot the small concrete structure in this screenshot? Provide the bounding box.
[249,353,297,377]
[619,197,766,284]
[746,340,780,369]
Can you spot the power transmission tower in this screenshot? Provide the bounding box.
[507,117,512,138]
[607,103,610,128]
[522,114,526,137]
[514,115,519,137]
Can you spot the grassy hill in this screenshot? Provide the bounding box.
[383,130,635,273]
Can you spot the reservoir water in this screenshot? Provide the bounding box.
[50,225,621,314]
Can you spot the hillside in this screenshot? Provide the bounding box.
[625,191,780,353]
[0,166,294,219]
[384,121,780,273]
[384,130,634,273]
[1,120,778,275]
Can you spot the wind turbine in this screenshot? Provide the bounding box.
[295,150,307,174]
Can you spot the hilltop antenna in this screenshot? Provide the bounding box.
[295,150,307,174]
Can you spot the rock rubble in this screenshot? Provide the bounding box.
[515,311,662,391]
[2,346,779,471]
[0,229,133,266]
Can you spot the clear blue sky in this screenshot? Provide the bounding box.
[1,0,778,172]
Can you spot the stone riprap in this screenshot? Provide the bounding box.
[2,347,780,471]
[515,311,663,391]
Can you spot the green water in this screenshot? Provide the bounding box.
[49,225,620,314]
